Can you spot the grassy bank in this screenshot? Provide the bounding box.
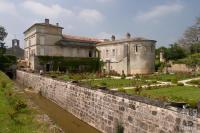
[0,71,50,133]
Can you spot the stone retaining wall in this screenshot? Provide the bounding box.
[16,70,200,133]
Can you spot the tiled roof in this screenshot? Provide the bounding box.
[62,34,103,43]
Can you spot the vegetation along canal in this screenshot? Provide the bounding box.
[25,91,101,133]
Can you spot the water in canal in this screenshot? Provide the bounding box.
[27,92,101,133]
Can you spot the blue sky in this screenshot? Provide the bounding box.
[0,0,200,48]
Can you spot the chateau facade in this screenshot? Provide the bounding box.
[24,19,100,70]
[24,19,156,75]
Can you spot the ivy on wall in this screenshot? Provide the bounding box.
[37,56,102,72]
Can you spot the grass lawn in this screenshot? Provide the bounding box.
[141,73,196,82]
[83,79,155,89]
[125,86,200,107]
[0,71,49,133]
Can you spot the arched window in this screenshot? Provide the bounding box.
[89,50,92,57]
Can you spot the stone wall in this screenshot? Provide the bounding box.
[167,64,193,73]
[16,70,200,133]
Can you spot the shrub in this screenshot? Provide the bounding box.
[171,78,178,84]
[15,100,27,111]
[121,73,126,79]
[177,82,184,86]
[134,86,143,95]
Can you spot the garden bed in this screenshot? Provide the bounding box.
[125,86,200,108]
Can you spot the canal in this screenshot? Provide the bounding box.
[25,92,101,133]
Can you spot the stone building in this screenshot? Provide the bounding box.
[96,33,156,75]
[24,19,101,70]
[24,19,156,75]
[6,39,24,59]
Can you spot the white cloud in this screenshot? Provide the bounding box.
[22,1,73,18]
[78,9,103,25]
[135,3,184,22]
[0,0,17,15]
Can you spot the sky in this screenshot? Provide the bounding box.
[0,0,200,48]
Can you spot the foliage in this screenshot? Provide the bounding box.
[83,78,154,89]
[190,43,200,54]
[174,53,200,67]
[155,59,164,72]
[164,44,187,61]
[38,56,102,73]
[47,71,103,81]
[134,86,143,95]
[0,71,49,132]
[0,55,17,71]
[177,82,184,86]
[0,26,7,55]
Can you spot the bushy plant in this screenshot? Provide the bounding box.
[177,82,184,86]
[134,86,143,95]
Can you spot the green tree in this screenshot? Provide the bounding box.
[165,44,186,61]
[0,26,7,55]
[190,43,200,54]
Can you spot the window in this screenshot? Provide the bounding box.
[112,49,115,57]
[106,50,109,57]
[135,45,138,53]
[89,50,92,57]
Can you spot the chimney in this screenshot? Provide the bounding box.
[126,32,131,39]
[111,35,115,41]
[56,23,59,27]
[45,18,49,24]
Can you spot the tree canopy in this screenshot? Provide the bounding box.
[178,17,200,52]
[0,26,7,55]
[156,44,186,61]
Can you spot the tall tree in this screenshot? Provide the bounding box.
[0,26,7,55]
[178,17,200,51]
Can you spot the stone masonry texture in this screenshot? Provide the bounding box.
[16,70,200,133]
